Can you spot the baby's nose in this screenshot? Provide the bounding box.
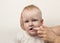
[29,22,33,27]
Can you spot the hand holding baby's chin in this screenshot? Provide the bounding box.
[34,26,49,41]
[34,26,47,36]
[34,26,57,43]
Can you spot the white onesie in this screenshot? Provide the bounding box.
[15,30,44,43]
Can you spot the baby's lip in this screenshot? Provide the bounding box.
[29,27,37,31]
[29,27,33,30]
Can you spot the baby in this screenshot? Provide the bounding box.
[17,5,60,43]
[19,5,44,43]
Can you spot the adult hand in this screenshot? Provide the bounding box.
[34,25,58,43]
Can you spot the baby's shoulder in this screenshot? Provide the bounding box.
[15,30,25,43]
[17,31,25,40]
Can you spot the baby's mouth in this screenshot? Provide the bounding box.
[29,28,33,30]
[29,28,36,32]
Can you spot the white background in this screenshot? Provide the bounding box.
[0,0,60,43]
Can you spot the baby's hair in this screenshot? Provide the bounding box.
[20,5,42,29]
[23,5,40,11]
[21,5,42,15]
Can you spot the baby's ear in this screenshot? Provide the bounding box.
[41,19,43,24]
[20,18,25,30]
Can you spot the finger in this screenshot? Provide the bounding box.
[38,34,48,41]
[40,26,44,31]
[33,27,40,31]
[38,34,47,38]
[33,25,46,31]
[41,38,48,42]
[40,25,48,31]
[37,30,46,34]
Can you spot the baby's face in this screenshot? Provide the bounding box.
[22,9,43,36]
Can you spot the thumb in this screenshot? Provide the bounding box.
[40,25,48,30]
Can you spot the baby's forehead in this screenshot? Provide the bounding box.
[21,10,42,21]
[22,8,41,17]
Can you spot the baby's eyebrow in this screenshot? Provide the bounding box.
[32,18,38,19]
[23,19,28,21]
[32,18,40,20]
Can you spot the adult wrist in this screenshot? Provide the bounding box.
[54,36,60,43]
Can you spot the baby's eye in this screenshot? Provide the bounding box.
[32,19,38,22]
[24,20,29,23]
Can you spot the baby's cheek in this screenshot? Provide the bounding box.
[33,22,42,27]
[24,23,28,28]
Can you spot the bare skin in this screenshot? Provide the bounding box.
[54,36,60,43]
[20,5,60,43]
[51,25,60,36]
[35,25,60,43]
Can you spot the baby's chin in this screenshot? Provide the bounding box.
[28,31,37,36]
[29,33,37,37]
[27,28,37,36]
